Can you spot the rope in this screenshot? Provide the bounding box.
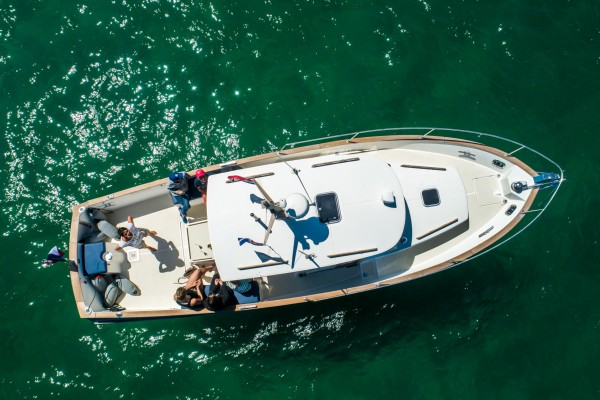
[275,152,314,204]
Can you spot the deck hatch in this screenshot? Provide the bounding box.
[422,188,440,207]
[315,192,341,224]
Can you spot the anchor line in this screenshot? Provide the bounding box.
[534,180,563,209]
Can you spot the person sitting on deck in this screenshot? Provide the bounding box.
[167,172,191,223]
[173,265,215,309]
[204,273,239,311]
[193,169,208,203]
[114,216,157,252]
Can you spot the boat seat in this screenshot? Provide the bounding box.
[83,242,108,275]
[76,242,129,276]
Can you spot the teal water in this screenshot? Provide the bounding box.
[1,0,599,398]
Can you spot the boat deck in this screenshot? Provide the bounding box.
[265,147,510,299]
[97,145,523,311]
[106,195,211,311]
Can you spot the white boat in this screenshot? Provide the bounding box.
[68,128,563,321]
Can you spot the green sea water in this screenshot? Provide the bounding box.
[1,0,599,398]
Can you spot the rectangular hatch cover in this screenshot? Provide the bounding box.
[315,192,341,224]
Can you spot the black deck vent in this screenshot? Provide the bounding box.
[315,192,341,224]
[422,188,440,207]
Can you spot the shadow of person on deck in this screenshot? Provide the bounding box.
[152,235,185,273]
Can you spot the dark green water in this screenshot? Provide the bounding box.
[1,0,598,398]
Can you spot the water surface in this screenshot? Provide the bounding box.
[1,0,599,398]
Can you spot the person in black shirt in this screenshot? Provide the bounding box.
[204,273,238,311]
[173,265,214,309]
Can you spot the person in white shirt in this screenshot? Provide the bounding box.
[114,216,157,252]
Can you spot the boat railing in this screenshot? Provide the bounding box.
[280,127,565,269]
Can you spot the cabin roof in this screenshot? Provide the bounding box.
[207,154,406,281]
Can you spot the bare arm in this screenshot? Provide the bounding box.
[189,280,205,308]
[196,280,206,300]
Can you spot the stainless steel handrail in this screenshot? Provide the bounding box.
[280,127,564,180]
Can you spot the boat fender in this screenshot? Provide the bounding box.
[89,208,108,221]
[77,208,96,242]
[104,282,122,307]
[114,275,141,296]
[79,207,94,228]
[97,220,120,240]
[86,231,109,243]
[77,263,108,312]
[92,275,108,293]
[77,225,94,243]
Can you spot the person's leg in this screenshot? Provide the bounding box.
[184,269,202,289]
[178,206,188,223]
[141,241,157,252]
[193,263,215,275]
[180,197,190,216]
[140,227,157,236]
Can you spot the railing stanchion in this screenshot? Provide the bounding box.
[346,132,362,143]
[422,129,435,138]
[507,145,525,156]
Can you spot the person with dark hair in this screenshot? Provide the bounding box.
[173,265,214,309]
[167,172,191,223]
[204,273,238,311]
[114,216,157,252]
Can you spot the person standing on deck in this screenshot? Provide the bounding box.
[194,169,208,203]
[167,172,191,223]
[114,216,157,252]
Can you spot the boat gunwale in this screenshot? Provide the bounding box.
[68,131,560,320]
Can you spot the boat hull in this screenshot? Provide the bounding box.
[68,130,560,322]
